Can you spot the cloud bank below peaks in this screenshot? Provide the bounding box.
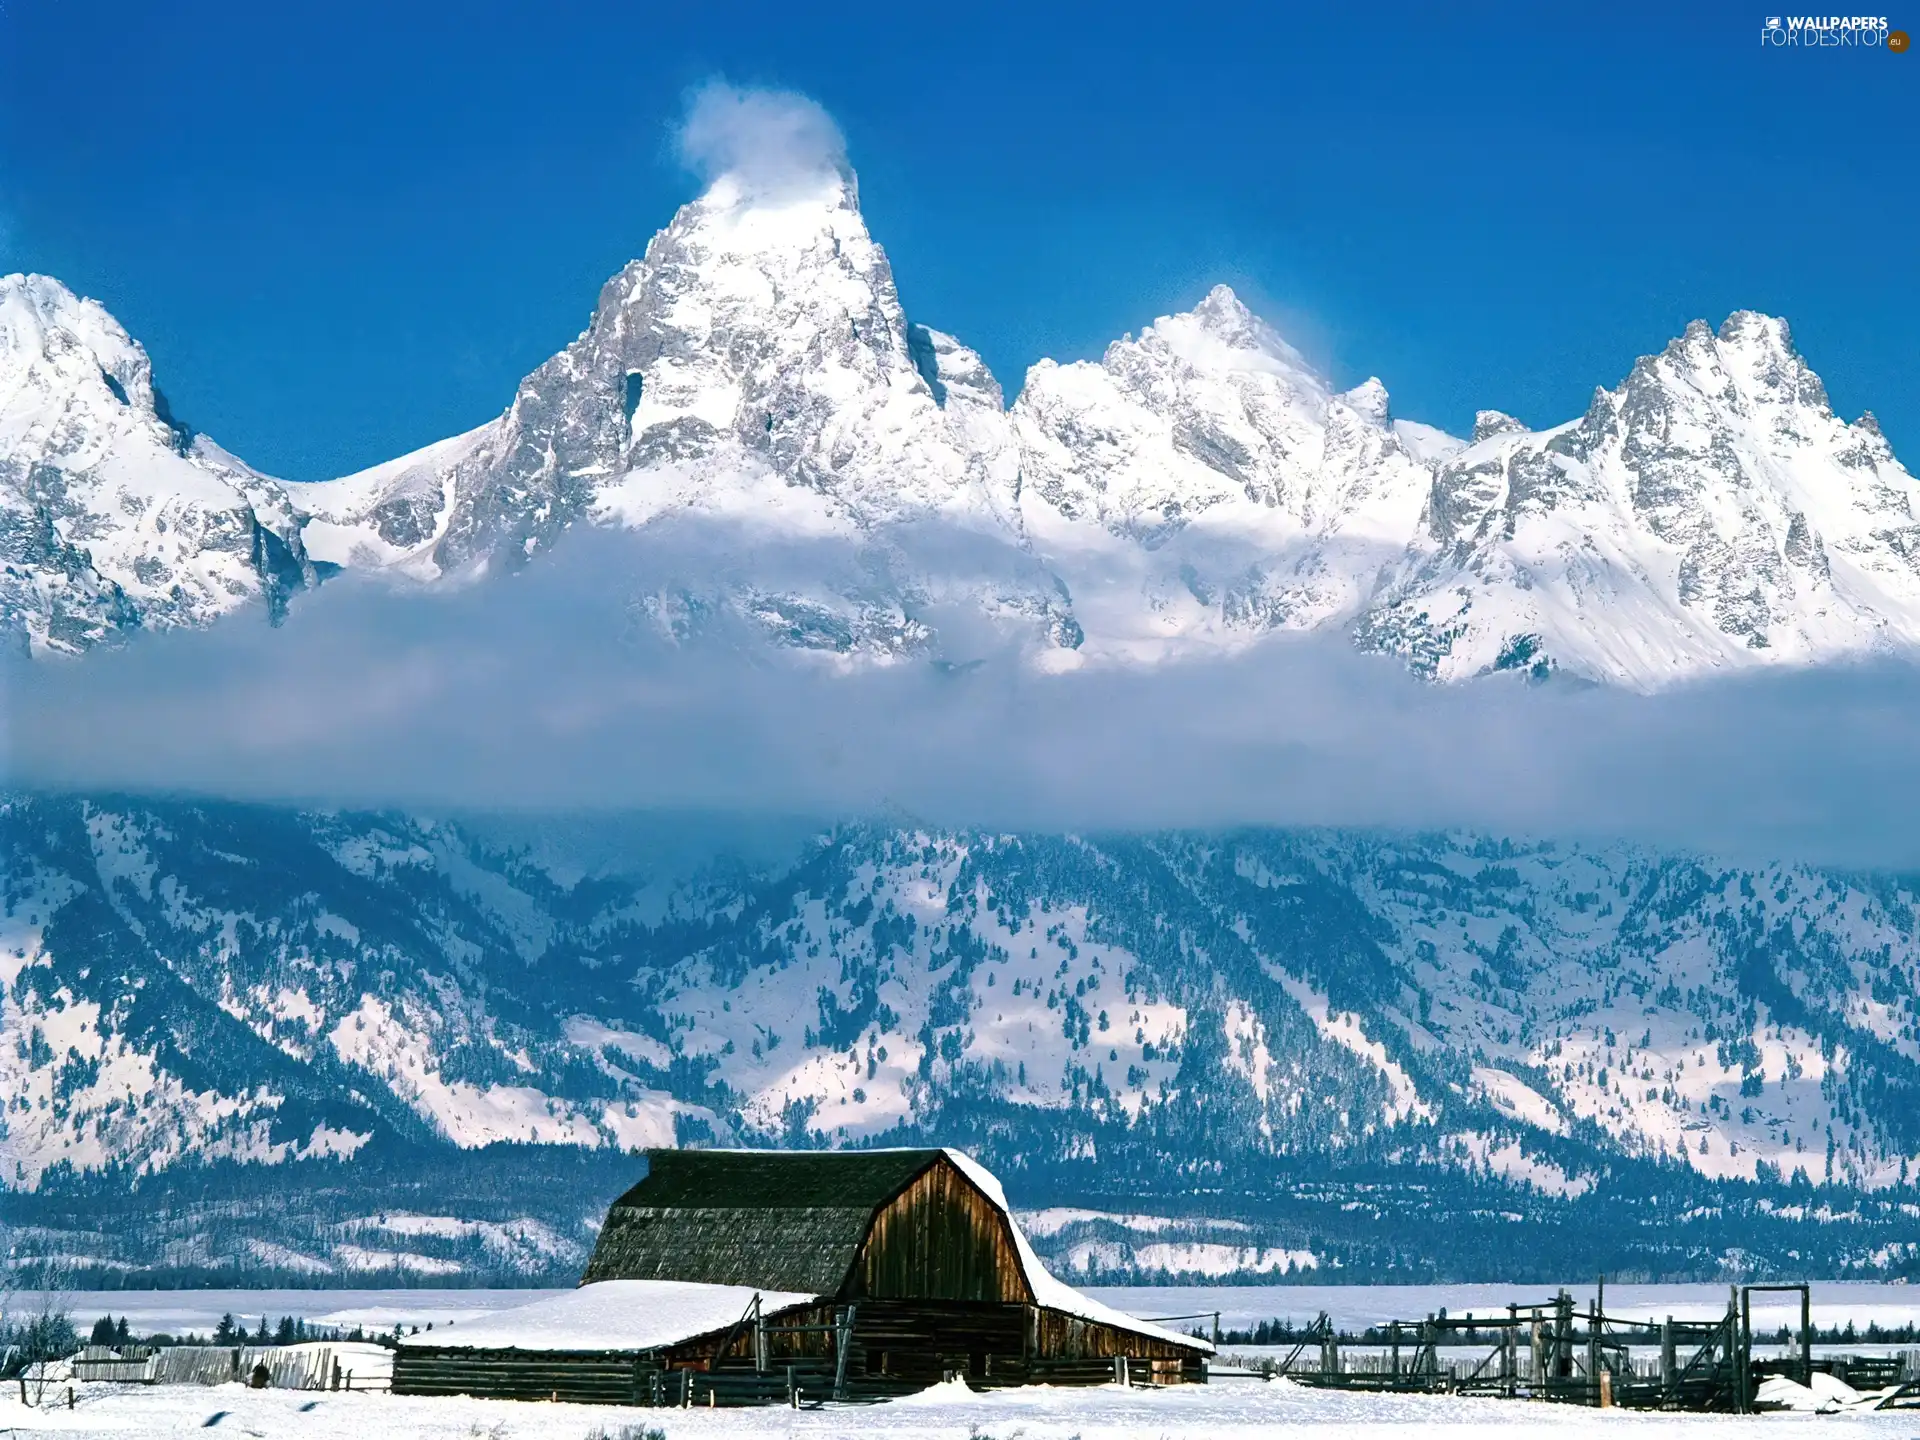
[9,525,1920,868]
[674,79,849,202]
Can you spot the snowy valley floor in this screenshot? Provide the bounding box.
[7,1379,1920,1440]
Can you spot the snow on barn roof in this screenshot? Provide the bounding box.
[942,1149,1213,1355]
[399,1280,819,1353]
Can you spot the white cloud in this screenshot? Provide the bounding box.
[673,79,848,200]
[11,524,1920,867]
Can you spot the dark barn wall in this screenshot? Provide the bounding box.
[394,1346,654,1404]
[854,1157,1031,1304]
[848,1299,1029,1384]
[1035,1307,1199,1362]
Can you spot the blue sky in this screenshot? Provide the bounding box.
[0,0,1912,481]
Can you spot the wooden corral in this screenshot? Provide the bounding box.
[394,1147,1211,1405]
[1265,1284,1920,1414]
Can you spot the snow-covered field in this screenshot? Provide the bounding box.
[13,1286,1920,1438]
[38,1281,1920,1341]
[6,1375,1920,1440]
[32,1288,565,1340]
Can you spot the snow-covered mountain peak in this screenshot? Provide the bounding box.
[1359,312,1920,687]
[1714,311,1840,430]
[3,273,128,375]
[1341,377,1391,425]
[1143,284,1320,385]
[9,180,1917,691]
[1009,289,1436,657]
[0,274,315,656]
[680,164,861,236]
[596,164,938,479]
[1,273,183,461]
[1470,409,1529,442]
[1716,308,1798,364]
[290,163,1046,660]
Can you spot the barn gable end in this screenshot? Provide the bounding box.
[854,1153,1033,1304]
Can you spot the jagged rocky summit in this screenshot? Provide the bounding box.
[5,163,1917,688]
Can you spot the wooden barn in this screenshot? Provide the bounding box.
[394,1147,1211,1405]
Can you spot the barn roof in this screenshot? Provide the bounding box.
[580,1149,945,1294]
[400,1280,818,1354]
[610,1147,943,1210]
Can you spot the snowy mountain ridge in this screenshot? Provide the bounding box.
[6,165,1917,686]
[8,797,1920,1279]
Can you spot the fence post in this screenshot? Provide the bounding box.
[833,1305,855,1401]
[1734,1286,1749,1415]
[1501,1307,1511,1383]
[1587,1298,1600,1400]
[1550,1295,1561,1379]
[1800,1286,1812,1388]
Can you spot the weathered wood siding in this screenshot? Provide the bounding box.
[1034,1307,1201,1362]
[394,1346,648,1403]
[852,1157,1031,1303]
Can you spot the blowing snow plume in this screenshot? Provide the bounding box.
[674,79,849,201]
[9,524,1920,867]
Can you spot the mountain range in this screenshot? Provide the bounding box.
[6,162,1920,1286]
[5,164,1917,689]
[5,797,1920,1285]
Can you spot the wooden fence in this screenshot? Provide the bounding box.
[1251,1287,1920,1413]
[70,1345,390,1392]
